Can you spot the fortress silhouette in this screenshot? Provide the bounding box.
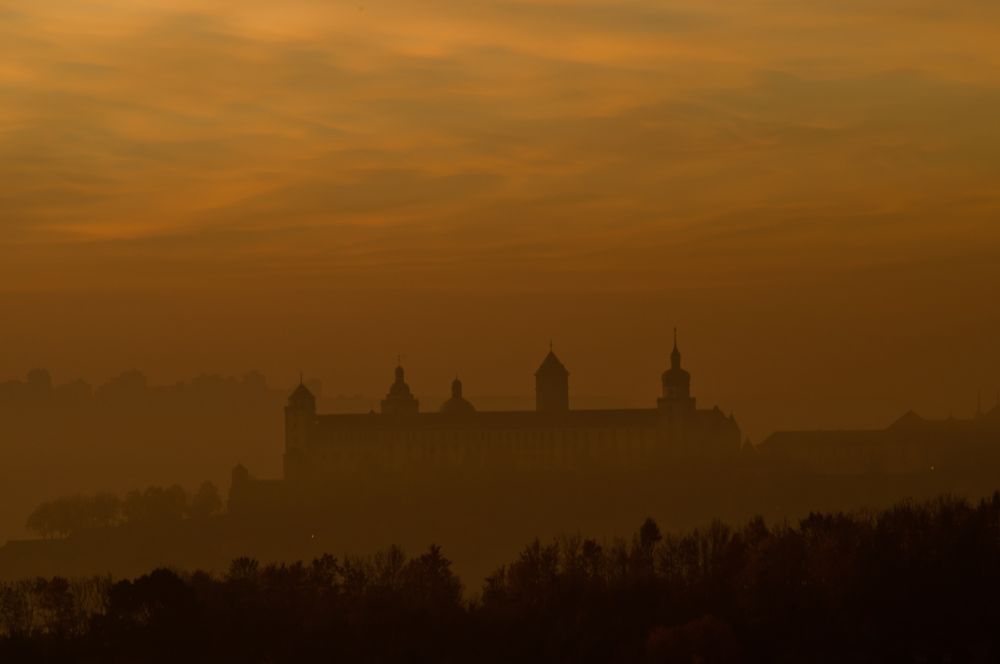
[283,331,741,482]
[228,333,1000,516]
[4,336,1000,584]
[229,332,742,510]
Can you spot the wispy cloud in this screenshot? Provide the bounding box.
[1,0,999,291]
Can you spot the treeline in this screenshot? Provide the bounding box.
[4,494,1000,662]
[0,368,293,558]
[25,483,223,539]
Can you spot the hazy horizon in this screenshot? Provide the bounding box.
[0,358,994,444]
[3,1,999,449]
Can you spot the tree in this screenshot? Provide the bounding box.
[37,577,77,637]
[226,557,260,583]
[107,569,199,636]
[26,502,55,539]
[123,485,188,525]
[639,517,663,551]
[27,493,121,538]
[90,493,122,529]
[25,496,89,539]
[188,482,222,519]
[402,545,463,614]
[646,615,740,663]
[0,580,35,637]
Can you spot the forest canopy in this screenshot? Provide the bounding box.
[25,483,222,539]
[3,494,1000,662]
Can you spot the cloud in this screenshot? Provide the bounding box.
[1,0,999,292]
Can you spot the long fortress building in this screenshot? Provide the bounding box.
[281,332,742,484]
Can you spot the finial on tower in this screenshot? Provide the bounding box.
[299,371,303,386]
[670,327,682,369]
[977,390,983,417]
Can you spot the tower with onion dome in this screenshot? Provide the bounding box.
[658,329,696,418]
[440,377,476,414]
[381,361,420,415]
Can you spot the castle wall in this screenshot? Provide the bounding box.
[284,409,741,486]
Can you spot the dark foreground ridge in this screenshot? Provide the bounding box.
[3,494,1000,663]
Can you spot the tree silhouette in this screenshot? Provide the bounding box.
[188,481,222,519]
[5,495,1000,662]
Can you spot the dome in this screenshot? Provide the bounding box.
[661,366,690,386]
[387,365,414,398]
[440,397,476,414]
[440,378,476,414]
[381,363,420,415]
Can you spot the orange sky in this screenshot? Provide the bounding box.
[2,0,1000,439]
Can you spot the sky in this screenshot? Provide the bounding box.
[2,0,1000,439]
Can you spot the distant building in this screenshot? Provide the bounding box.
[759,401,1000,475]
[281,332,742,485]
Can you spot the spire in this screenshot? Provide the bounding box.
[977,390,983,417]
[671,327,681,369]
[660,328,692,407]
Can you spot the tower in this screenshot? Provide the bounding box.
[535,346,569,413]
[658,329,696,416]
[440,377,476,414]
[381,362,420,415]
[284,378,317,478]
